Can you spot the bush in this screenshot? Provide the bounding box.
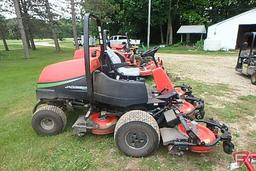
[195,40,204,50]
[172,42,185,47]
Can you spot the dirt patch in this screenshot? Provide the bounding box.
[124,158,142,170]
[229,114,256,149]
[158,53,256,97]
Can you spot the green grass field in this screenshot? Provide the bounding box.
[158,45,238,56]
[0,41,255,170]
[0,39,239,56]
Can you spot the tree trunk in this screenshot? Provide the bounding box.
[13,0,29,58]
[19,0,31,49]
[168,21,173,45]
[24,26,31,48]
[0,27,9,51]
[71,0,79,49]
[166,24,169,44]
[21,0,36,50]
[166,0,173,45]
[45,0,60,52]
[160,25,164,44]
[2,37,9,51]
[28,26,36,50]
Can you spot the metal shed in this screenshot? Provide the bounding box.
[177,25,206,42]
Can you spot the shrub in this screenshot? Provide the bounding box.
[195,40,204,50]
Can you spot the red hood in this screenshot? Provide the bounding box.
[39,53,101,83]
[38,59,85,83]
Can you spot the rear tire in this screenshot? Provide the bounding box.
[114,110,160,157]
[32,105,67,135]
[251,73,256,85]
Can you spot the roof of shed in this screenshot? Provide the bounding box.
[209,8,256,28]
[177,25,206,34]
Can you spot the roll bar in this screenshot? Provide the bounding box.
[103,29,109,51]
[83,13,104,104]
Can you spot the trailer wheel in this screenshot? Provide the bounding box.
[32,105,67,135]
[251,73,256,85]
[114,110,160,157]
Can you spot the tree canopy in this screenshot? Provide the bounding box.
[1,0,255,47]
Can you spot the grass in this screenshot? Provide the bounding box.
[1,39,239,56]
[0,38,74,51]
[158,45,238,56]
[0,42,255,170]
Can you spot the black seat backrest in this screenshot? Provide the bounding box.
[106,48,122,64]
[93,71,148,107]
[102,49,128,78]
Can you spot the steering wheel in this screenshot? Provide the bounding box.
[141,46,160,66]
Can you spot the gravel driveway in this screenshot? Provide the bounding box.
[158,53,256,97]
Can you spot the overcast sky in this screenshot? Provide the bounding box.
[0,0,72,19]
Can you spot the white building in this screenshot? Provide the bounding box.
[204,8,256,51]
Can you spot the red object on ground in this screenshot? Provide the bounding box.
[232,151,256,171]
[177,123,216,153]
[89,112,118,135]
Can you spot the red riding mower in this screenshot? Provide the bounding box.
[104,30,164,77]
[73,31,163,77]
[32,13,234,157]
[110,43,161,76]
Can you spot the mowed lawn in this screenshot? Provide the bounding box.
[0,41,255,171]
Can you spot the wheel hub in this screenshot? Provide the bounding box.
[40,118,54,130]
[125,131,148,149]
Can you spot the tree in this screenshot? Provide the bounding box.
[13,0,29,58]
[82,0,120,35]
[71,0,79,49]
[165,0,180,45]
[0,15,9,51]
[44,0,61,52]
[151,0,169,43]
[20,0,36,50]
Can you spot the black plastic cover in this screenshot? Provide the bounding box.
[93,71,148,107]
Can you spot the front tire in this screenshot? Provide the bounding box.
[114,110,160,157]
[251,73,256,85]
[32,105,67,135]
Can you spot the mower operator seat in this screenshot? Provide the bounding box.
[106,47,140,77]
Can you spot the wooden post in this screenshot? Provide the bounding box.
[180,34,183,43]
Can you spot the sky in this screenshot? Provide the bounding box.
[0,0,72,19]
